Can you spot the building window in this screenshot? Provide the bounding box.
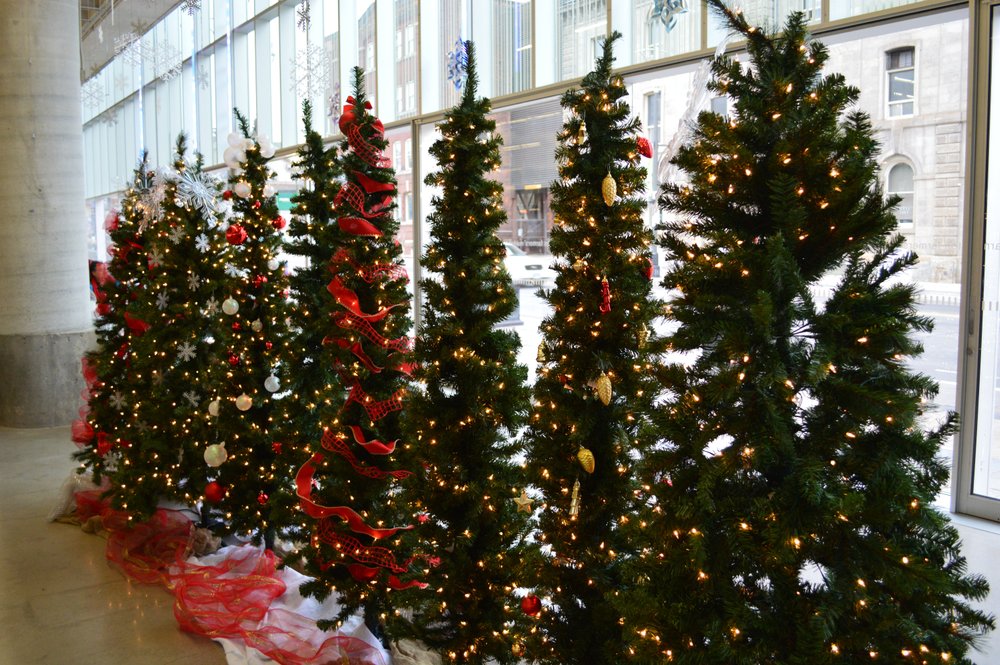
[404,138,412,173]
[710,95,728,120]
[887,162,914,228]
[886,47,915,117]
[393,141,402,170]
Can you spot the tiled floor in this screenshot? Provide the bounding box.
[1,425,999,664]
[0,426,226,665]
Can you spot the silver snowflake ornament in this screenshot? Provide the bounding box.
[183,390,201,407]
[148,248,164,267]
[109,391,125,410]
[168,225,186,244]
[650,0,688,32]
[290,43,330,99]
[136,419,150,433]
[225,263,245,278]
[204,296,219,315]
[296,0,311,30]
[187,273,201,291]
[176,168,221,217]
[180,0,202,15]
[177,341,197,362]
[81,79,107,110]
[195,233,210,252]
[156,291,170,310]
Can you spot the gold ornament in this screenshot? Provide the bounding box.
[514,490,534,514]
[638,323,650,348]
[602,172,617,206]
[512,643,524,657]
[536,342,547,363]
[569,479,581,518]
[572,258,586,272]
[577,447,595,473]
[594,372,612,405]
[576,122,586,145]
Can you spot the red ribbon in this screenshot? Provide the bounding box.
[329,338,384,373]
[296,453,412,540]
[320,430,412,481]
[332,311,411,354]
[124,312,151,334]
[346,381,405,422]
[327,276,401,322]
[337,217,383,237]
[347,426,397,455]
[331,249,408,284]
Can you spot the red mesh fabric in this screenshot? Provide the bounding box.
[331,249,408,284]
[346,382,405,422]
[321,430,412,481]
[72,491,385,665]
[332,311,411,354]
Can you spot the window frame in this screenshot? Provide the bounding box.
[886,45,917,118]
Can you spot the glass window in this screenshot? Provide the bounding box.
[419,0,469,114]
[831,0,926,21]
[887,47,915,117]
[887,162,914,228]
[620,0,701,65]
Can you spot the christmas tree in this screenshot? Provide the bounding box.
[392,41,531,664]
[296,69,424,639]
[201,112,293,544]
[72,154,154,486]
[108,135,231,519]
[618,3,994,663]
[277,101,346,538]
[519,32,663,665]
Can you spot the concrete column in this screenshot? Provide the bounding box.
[0,0,94,427]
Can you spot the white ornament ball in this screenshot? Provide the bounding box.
[204,444,227,467]
[263,183,276,198]
[233,181,252,199]
[223,146,245,169]
[207,399,220,417]
[222,298,239,315]
[235,393,252,411]
[260,142,276,159]
[267,258,280,271]
[227,132,244,148]
[264,375,280,393]
[251,319,263,332]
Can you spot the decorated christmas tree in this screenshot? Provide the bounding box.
[278,101,346,537]
[392,41,531,664]
[200,112,293,544]
[519,32,663,665]
[107,135,231,519]
[296,69,425,638]
[618,3,994,663]
[72,154,154,486]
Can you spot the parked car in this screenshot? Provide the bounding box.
[504,242,557,285]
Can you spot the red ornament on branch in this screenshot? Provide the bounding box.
[643,257,654,280]
[222,189,233,201]
[637,136,653,158]
[599,278,612,314]
[521,595,542,616]
[205,481,226,503]
[228,353,241,367]
[271,216,287,230]
[226,224,248,245]
[96,432,112,456]
[257,492,269,505]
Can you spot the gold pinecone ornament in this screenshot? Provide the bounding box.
[601,172,617,206]
[594,372,612,405]
[577,447,596,473]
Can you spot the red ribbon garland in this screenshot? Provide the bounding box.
[346,381,405,422]
[320,430,412,481]
[326,276,401,322]
[347,425,397,455]
[331,249,408,284]
[296,453,412,540]
[331,311,412,354]
[338,217,383,237]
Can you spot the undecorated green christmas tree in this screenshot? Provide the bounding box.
[520,32,663,665]
[618,3,993,663]
[73,154,154,485]
[392,41,531,665]
[296,69,423,639]
[110,135,230,519]
[278,101,346,537]
[201,112,293,544]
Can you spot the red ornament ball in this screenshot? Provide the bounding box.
[222,189,233,201]
[228,353,240,366]
[264,341,273,350]
[643,257,654,280]
[204,481,226,503]
[226,224,248,245]
[521,595,542,616]
[364,100,373,110]
[637,136,653,159]
[232,322,242,331]
[252,200,262,210]
[272,216,287,230]
[257,492,269,505]
[253,274,268,288]
[271,441,283,454]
